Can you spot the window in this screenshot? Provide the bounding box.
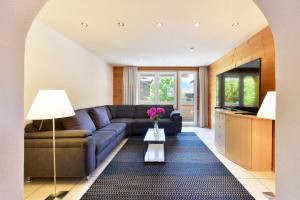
[224,76,240,106]
[243,75,259,107]
[138,70,198,125]
[138,72,176,105]
[158,74,176,104]
[138,74,156,104]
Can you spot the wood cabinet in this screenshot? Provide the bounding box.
[215,109,272,170]
[214,112,225,155]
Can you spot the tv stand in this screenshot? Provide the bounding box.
[214,109,273,170]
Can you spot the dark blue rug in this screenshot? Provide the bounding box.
[81,133,254,200]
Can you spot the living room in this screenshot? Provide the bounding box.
[1,0,300,200]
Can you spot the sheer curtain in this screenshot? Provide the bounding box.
[122,66,138,105]
[198,67,208,127]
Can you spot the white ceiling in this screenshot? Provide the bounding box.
[37,0,268,66]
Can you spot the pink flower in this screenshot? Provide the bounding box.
[147,107,165,121]
[157,107,165,114]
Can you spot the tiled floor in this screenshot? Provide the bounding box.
[24,127,275,200]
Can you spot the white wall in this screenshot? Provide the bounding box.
[0,1,300,200]
[255,0,300,199]
[25,19,113,115]
[0,1,45,199]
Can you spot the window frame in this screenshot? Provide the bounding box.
[137,71,177,106]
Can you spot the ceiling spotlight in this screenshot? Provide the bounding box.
[189,47,195,52]
[117,22,125,27]
[156,22,163,27]
[194,22,200,27]
[81,22,88,27]
[232,22,240,27]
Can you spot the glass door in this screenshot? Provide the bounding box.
[178,71,197,125]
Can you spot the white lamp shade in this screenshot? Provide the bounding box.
[257,91,276,120]
[26,90,75,120]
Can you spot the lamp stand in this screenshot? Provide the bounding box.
[45,118,68,200]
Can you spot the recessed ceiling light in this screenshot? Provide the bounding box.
[117,22,125,27]
[232,22,240,27]
[156,22,163,27]
[189,47,195,52]
[81,22,88,27]
[194,22,200,27]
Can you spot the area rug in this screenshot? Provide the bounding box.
[81,133,254,200]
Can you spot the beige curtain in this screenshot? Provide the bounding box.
[198,67,208,127]
[122,66,137,105]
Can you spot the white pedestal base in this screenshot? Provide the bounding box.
[144,144,165,162]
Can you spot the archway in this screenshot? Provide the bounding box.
[0,0,299,199]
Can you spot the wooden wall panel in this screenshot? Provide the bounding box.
[113,67,123,105]
[208,26,275,128]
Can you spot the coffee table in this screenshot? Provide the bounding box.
[144,128,166,162]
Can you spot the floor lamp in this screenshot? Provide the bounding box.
[27,90,75,200]
[257,91,276,200]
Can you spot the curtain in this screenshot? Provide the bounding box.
[198,67,208,127]
[122,66,137,105]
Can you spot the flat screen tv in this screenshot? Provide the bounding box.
[216,58,261,113]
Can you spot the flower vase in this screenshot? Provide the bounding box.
[154,121,159,136]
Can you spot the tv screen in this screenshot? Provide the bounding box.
[216,58,261,113]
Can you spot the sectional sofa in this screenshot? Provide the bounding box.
[24,105,182,178]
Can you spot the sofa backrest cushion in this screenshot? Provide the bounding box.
[61,109,96,132]
[32,118,64,131]
[89,107,110,129]
[106,105,117,119]
[116,105,136,118]
[135,105,174,118]
[104,107,113,120]
[135,105,153,118]
[157,105,174,118]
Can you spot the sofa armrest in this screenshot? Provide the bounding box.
[170,110,181,119]
[25,130,91,139]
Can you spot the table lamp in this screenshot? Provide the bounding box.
[26,90,75,200]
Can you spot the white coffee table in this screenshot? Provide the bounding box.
[144,128,166,162]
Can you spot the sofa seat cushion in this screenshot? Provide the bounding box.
[89,107,110,129]
[132,118,175,129]
[62,109,96,132]
[110,118,134,127]
[93,131,117,153]
[131,118,154,128]
[100,123,126,135]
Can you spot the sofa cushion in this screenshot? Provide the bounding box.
[93,130,116,153]
[100,123,126,135]
[105,107,113,120]
[110,118,134,128]
[132,118,175,129]
[157,105,174,118]
[132,118,154,128]
[61,109,96,132]
[135,105,153,118]
[116,105,136,118]
[32,118,64,131]
[89,107,110,129]
[107,105,117,119]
